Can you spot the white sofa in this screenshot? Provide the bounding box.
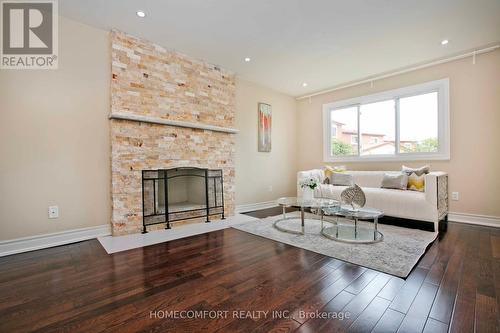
[297,169,448,232]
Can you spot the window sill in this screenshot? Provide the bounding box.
[324,153,450,163]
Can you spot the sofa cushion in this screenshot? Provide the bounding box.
[362,187,436,222]
[315,184,438,222]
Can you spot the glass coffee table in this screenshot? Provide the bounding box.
[274,197,339,235]
[322,205,384,244]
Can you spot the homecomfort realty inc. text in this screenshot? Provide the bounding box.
[150,309,351,320]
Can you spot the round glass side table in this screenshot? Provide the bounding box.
[322,205,384,244]
[274,197,339,235]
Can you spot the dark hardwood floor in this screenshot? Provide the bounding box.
[0,207,498,332]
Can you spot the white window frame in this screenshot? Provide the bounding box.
[331,125,337,138]
[323,78,450,162]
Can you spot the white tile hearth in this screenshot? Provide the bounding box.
[98,214,258,254]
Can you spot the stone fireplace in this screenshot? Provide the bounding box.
[110,31,236,235]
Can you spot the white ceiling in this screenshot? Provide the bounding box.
[59,0,500,97]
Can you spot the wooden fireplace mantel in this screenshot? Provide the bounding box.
[109,112,239,134]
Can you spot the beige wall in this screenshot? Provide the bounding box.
[297,49,500,217]
[0,17,111,241]
[235,79,298,205]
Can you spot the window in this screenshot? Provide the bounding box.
[360,100,395,156]
[330,106,358,156]
[400,92,438,153]
[323,79,449,162]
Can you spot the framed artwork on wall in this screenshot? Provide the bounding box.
[258,103,272,152]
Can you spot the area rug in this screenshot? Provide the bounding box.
[232,212,437,278]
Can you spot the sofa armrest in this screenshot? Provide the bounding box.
[425,172,448,219]
[297,169,325,197]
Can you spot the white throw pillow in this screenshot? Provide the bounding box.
[331,172,353,186]
[381,173,408,190]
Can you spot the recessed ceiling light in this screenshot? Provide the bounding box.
[302,82,308,87]
[244,57,251,62]
[136,10,146,18]
[441,39,449,45]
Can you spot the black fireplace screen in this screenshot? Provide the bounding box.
[142,167,224,233]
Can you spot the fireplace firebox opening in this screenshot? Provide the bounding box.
[142,167,225,233]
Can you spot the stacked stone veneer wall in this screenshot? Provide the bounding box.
[110,31,236,235]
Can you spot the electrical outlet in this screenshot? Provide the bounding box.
[268,185,273,192]
[48,206,59,219]
[451,192,459,201]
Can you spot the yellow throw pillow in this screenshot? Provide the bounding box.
[324,165,346,178]
[324,165,335,180]
[324,166,349,185]
[407,172,425,192]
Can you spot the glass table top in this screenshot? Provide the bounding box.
[276,197,339,209]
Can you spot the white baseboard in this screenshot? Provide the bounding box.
[0,224,111,257]
[448,212,500,228]
[235,201,277,213]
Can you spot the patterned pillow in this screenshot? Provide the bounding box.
[407,172,425,192]
[402,165,430,176]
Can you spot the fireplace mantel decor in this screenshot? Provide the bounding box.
[142,167,225,233]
